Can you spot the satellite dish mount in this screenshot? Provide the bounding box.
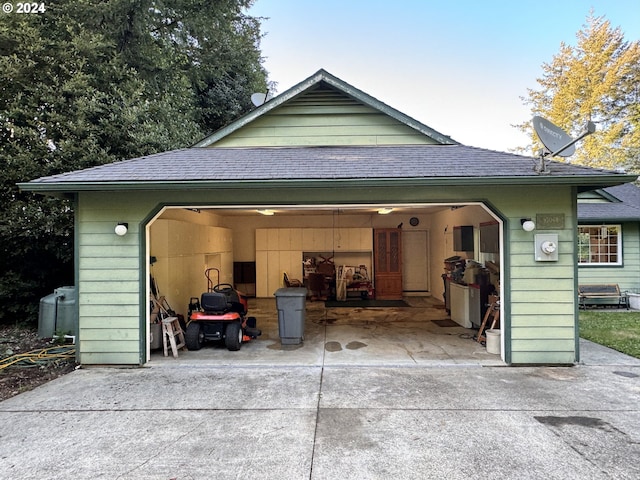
[532,116,596,174]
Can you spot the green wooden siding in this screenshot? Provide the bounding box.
[213,88,438,147]
[76,193,150,365]
[578,221,640,292]
[494,186,577,364]
[74,183,579,365]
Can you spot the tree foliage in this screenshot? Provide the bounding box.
[0,0,268,323]
[518,13,640,172]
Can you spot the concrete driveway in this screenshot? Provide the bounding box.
[0,299,640,480]
[1,300,639,479]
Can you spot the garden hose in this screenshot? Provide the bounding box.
[0,345,76,370]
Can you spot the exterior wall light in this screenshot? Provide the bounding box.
[257,209,275,216]
[377,207,394,215]
[521,219,535,232]
[115,222,128,236]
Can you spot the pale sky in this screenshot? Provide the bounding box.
[248,0,640,153]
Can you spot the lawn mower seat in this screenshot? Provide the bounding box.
[218,289,247,315]
[201,292,230,313]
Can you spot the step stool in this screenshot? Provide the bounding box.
[162,316,186,358]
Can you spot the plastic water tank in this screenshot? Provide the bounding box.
[38,286,77,338]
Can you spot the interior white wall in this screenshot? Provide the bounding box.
[150,206,498,306]
[428,205,498,302]
[149,218,233,318]
[159,208,222,227]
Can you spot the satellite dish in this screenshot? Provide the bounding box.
[251,92,268,107]
[533,116,575,158]
[531,116,596,174]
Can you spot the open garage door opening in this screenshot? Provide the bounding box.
[144,202,504,364]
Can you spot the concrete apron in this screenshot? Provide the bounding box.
[2,300,640,479]
[150,297,506,367]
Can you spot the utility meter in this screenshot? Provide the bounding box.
[541,240,557,254]
[535,234,559,261]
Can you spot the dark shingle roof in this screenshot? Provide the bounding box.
[23,145,633,189]
[578,183,640,221]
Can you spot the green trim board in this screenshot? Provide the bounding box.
[73,193,81,363]
[19,174,637,195]
[138,216,148,366]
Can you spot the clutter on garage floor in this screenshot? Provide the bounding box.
[151,297,504,366]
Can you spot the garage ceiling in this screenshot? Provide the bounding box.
[185,204,458,217]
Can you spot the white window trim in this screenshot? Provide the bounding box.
[578,224,623,266]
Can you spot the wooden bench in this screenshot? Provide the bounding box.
[578,284,629,309]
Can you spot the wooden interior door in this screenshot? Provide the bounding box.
[374,228,403,299]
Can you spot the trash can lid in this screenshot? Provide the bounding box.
[274,287,308,297]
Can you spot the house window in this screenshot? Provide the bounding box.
[578,225,622,266]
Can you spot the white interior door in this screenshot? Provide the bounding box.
[402,230,429,293]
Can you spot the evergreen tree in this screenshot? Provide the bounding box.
[519,13,640,172]
[0,0,268,322]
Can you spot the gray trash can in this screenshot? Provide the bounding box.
[150,323,162,350]
[274,287,307,345]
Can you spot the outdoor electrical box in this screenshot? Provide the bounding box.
[535,234,559,262]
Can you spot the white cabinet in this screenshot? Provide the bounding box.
[468,285,481,327]
[255,228,373,297]
[449,283,480,329]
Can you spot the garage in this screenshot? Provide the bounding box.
[146,202,503,364]
[20,69,634,366]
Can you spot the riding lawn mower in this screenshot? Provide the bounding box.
[186,268,261,351]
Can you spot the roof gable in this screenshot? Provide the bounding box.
[19,69,638,195]
[194,69,458,147]
[578,183,640,221]
[577,189,621,203]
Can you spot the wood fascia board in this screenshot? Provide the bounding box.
[578,216,640,222]
[591,188,622,203]
[18,173,638,195]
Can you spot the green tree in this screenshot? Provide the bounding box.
[519,13,640,172]
[0,0,268,323]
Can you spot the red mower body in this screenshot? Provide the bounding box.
[185,268,260,351]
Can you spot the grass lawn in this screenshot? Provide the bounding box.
[579,310,640,359]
